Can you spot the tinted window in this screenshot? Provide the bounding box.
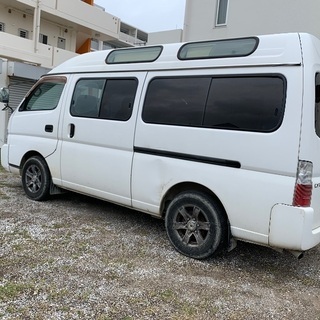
[106,46,162,64]
[142,75,286,132]
[178,37,258,60]
[204,76,285,132]
[143,77,211,126]
[100,79,137,121]
[20,78,66,111]
[71,79,105,118]
[71,78,137,121]
[315,73,320,137]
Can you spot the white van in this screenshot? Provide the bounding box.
[1,32,320,259]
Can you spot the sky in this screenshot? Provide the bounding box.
[94,0,186,33]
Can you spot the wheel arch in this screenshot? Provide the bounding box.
[160,182,228,222]
[20,151,47,175]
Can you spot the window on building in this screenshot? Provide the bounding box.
[142,75,286,133]
[19,28,29,39]
[103,41,115,50]
[57,37,66,49]
[216,0,229,26]
[0,22,5,32]
[39,34,48,45]
[91,38,99,51]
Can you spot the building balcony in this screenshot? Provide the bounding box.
[41,0,120,42]
[4,0,121,43]
[0,32,77,68]
[119,32,146,46]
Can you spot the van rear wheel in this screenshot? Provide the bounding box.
[165,192,225,259]
[22,156,51,201]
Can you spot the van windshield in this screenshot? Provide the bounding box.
[20,77,66,111]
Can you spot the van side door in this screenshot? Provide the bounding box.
[59,73,145,206]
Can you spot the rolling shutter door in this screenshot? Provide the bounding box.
[8,76,36,110]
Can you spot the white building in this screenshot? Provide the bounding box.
[0,0,147,146]
[147,29,183,45]
[183,0,320,41]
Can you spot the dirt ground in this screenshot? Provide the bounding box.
[1,164,320,320]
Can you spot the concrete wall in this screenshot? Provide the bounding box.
[0,3,34,38]
[183,0,320,41]
[148,29,183,45]
[0,60,8,147]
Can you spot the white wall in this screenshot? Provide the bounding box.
[148,29,183,45]
[39,19,73,51]
[183,0,320,41]
[0,4,33,39]
[0,60,8,147]
[183,0,216,41]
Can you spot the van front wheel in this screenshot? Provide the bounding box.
[165,192,225,259]
[22,156,51,201]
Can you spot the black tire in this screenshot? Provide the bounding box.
[165,191,226,259]
[22,156,51,201]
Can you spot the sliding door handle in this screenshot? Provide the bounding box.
[69,123,75,138]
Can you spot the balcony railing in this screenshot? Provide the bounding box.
[119,32,146,46]
[41,0,120,39]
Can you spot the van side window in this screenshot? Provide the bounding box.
[100,79,137,121]
[142,75,286,132]
[71,79,105,118]
[71,78,137,121]
[142,77,211,126]
[20,78,66,111]
[315,73,320,137]
[204,76,285,131]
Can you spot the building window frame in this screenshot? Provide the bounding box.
[0,22,5,32]
[216,0,229,26]
[91,38,99,51]
[19,28,29,39]
[39,33,48,45]
[57,37,66,49]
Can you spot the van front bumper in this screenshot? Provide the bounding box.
[0,144,9,171]
[269,204,320,251]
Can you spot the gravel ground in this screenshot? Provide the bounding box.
[1,164,320,320]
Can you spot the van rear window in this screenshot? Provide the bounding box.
[315,73,320,138]
[142,75,286,133]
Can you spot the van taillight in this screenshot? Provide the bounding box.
[293,160,313,207]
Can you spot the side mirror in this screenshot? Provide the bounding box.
[0,87,9,104]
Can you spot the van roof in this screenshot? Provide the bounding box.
[49,33,316,75]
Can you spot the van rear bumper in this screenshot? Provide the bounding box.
[269,204,320,251]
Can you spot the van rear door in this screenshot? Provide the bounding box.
[310,72,320,229]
